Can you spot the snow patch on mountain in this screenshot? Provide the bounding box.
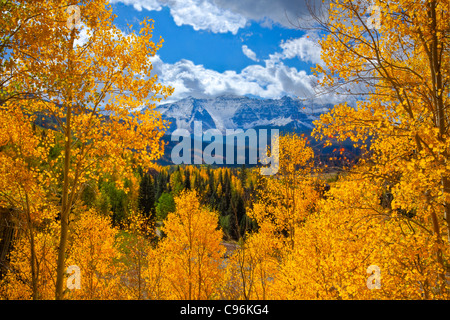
[150,95,330,133]
[242,116,293,129]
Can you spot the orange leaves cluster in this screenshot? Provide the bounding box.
[1,210,121,300]
[160,190,225,300]
[234,129,450,299]
[66,210,122,300]
[0,221,60,300]
[3,0,174,191]
[249,133,319,247]
[1,0,173,299]
[308,0,450,299]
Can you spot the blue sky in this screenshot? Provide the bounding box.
[108,0,333,104]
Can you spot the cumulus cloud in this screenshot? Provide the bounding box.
[148,52,330,105]
[110,0,247,34]
[110,0,326,34]
[108,0,340,105]
[148,40,352,108]
[109,0,163,11]
[170,0,247,34]
[279,34,323,65]
[241,45,259,62]
[213,0,326,28]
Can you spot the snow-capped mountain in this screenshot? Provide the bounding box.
[150,95,331,134]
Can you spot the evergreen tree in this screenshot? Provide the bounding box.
[230,191,246,240]
[100,178,128,226]
[222,170,232,215]
[192,170,201,192]
[206,167,216,207]
[184,168,191,190]
[156,170,166,201]
[138,174,156,219]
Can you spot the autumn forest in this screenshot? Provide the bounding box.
[0,0,449,301]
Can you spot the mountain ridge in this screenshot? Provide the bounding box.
[148,95,332,134]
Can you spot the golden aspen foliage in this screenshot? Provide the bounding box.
[272,173,388,299]
[141,245,170,300]
[0,209,124,300]
[159,190,225,300]
[116,210,155,300]
[312,0,450,241]
[249,133,320,248]
[226,231,280,300]
[1,0,173,299]
[0,105,60,300]
[228,133,320,299]
[65,209,122,300]
[274,170,450,299]
[2,0,449,301]
[0,221,59,300]
[309,0,450,298]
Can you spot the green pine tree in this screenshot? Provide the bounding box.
[138,173,156,219]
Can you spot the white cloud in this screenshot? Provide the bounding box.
[279,34,323,65]
[148,34,324,102]
[109,0,163,11]
[109,0,327,34]
[148,52,329,105]
[107,1,340,105]
[170,0,247,34]
[241,45,259,62]
[109,0,247,34]
[148,43,351,107]
[213,0,326,29]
